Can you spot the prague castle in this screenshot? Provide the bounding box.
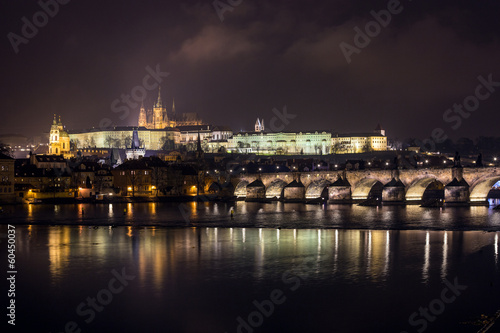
[65,88,203,151]
[47,88,387,156]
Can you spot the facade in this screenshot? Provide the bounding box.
[112,160,153,197]
[69,127,181,151]
[229,131,331,155]
[331,125,387,154]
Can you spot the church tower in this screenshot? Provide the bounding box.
[153,87,165,129]
[255,118,264,132]
[138,100,147,128]
[49,114,71,158]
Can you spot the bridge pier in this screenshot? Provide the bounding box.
[282,180,305,202]
[382,178,406,204]
[328,175,352,203]
[444,178,470,205]
[245,179,266,202]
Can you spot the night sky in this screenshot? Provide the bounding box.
[2,0,500,140]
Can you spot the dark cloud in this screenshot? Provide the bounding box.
[1,0,499,140]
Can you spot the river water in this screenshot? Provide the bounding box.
[1,202,500,332]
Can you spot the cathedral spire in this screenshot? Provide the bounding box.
[155,86,162,108]
[172,98,176,114]
[53,114,57,125]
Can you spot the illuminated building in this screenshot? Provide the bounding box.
[331,125,387,153]
[48,114,72,158]
[0,153,15,203]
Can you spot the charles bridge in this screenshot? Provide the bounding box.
[211,167,500,205]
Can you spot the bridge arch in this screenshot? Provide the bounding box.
[470,176,500,203]
[405,178,444,202]
[305,179,331,199]
[234,180,249,198]
[207,182,222,194]
[352,178,383,200]
[266,179,288,199]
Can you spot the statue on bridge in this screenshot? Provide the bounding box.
[453,151,462,168]
[476,153,483,167]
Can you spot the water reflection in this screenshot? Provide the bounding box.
[6,201,500,231]
[441,231,448,279]
[495,233,498,265]
[12,225,500,293]
[423,231,430,283]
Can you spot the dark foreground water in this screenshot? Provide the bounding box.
[1,202,500,332]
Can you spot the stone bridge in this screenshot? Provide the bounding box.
[220,167,500,205]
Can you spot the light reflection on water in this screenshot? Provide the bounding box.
[17,226,496,289]
[2,201,500,231]
[5,225,500,333]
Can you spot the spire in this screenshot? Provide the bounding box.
[156,86,162,108]
[172,98,176,114]
[53,114,57,125]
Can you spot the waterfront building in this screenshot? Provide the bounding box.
[0,153,15,203]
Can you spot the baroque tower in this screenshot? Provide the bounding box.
[49,114,71,158]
